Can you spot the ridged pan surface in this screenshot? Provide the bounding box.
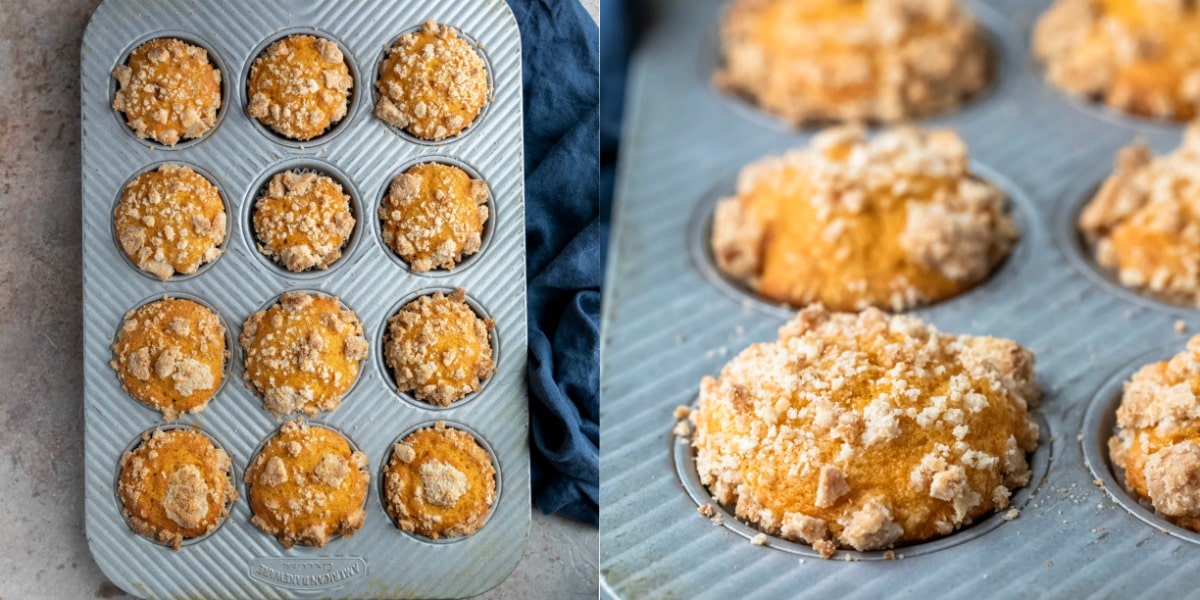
[80,0,528,598]
[600,0,1197,597]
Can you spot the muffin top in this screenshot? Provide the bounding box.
[691,305,1040,557]
[712,126,1016,312]
[1080,124,1200,306]
[379,163,489,272]
[245,419,369,548]
[385,289,495,407]
[1034,0,1200,121]
[240,291,368,417]
[374,21,490,140]
[248,35,354,141]
[117,427,237,550]
[253,170,356,272]
[714,0,990,124]
[114,164,227,281]
[384,422,497,540]
[112,38,222,146]
[111,297,226,421]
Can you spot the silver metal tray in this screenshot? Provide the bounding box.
[600,0,1200,596]
[80,1,529,597]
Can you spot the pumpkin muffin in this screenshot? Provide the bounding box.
[253,170,356,272]
[245,419,369,548]
[1110,335,1200,532]
[1079,124,1200,305]
[240,291,368,417]
[1034,0,1200,121]
[712,126,1017,311]
[112,38,221,146]
[117,427,237,550]
[379,163,489,272]
[114,164,228,281]
[714,0,990,125]
[384,289,495,407]
[383,422,496,539]
[375,20,490,140]
[247,35,354,141]
[111,298,226,422]
[691,305,1040,557]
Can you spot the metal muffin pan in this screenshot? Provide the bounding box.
[81,0,529,598]
[600,0,1200,597]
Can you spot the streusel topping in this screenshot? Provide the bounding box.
[112,38,221,146]
[114,164,227,281]
[384,289,495,407]
[253,170,355,272]
[248,35,353,141]
[379,163,488,272]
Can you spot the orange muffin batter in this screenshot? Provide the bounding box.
[375,21,490,140]
[712,126,1016,311]
[253,170,355,272]
[1034,0,1200,121]
[245,419,368,548]
[1080,124,1200,306]
[691,305,1040,557]
[114,164,227,281]
[379,163,488,272]
[240,291,368,417]
[385,289,495,407]
[117,427,237,549]
[248,35,353,141]
[112,38,221,146]
[383,422,496,539]
[1111,335,1200,532]
[111,298,226,422]
[714,0,990,125]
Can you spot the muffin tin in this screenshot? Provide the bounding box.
[600,0,1199,597]
[80,0,528,598]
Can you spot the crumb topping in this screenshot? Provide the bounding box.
[383,422,496,539]
[420,460,470,507]
[379,163,488,272]
[375,20,490,140]
[114,164,227,280]
[384,289,495,407]
[712,126,1016,311]
[112,38,221,146]
[248,35,353,141]
[253,170,355,272]
[162,465,210,530]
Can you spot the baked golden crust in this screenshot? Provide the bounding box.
[384,289,495,407]
[712,126,1016,312]
[1034,0,1200,121]
[374,20,490,140]
[112,38,221,146]
[114,164,227,281]
[379,163,488,272]
[240,292,368,417]
[1111,335,1200,532]
[383,422,496,539]
[691,305,1039,556]
[111,298,226,422]
[253,170,355,272]
[248,35,353,141]
[117,428,237,550]
[245,419,369,548]
[715,0,989,125]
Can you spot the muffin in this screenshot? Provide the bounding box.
[714,0,990,125]
[375,21,490,140]
[1034,0,1200,121]
[111,298,226,421]
[245,419,368,548]
[1079,124,1200,306]
[117,427,237,549]
[247,35,354,141]
[384,289,495,407]
[383,422,497,540]
[240,291,368,417]
[253,170,356,272]
[691,305,1040,557]
[712,126,1017,311]
[1110,335,1200,532]
[112,38,221,146]
[114,164,227,280]
[379,163,489,272]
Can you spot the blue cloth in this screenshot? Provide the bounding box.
[508,0,600,525]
